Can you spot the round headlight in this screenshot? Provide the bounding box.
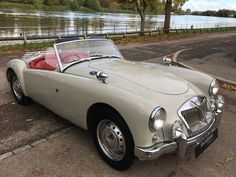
[149,107,166,131]
[209,79,219,96]
[215,95,224,109]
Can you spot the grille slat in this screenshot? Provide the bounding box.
[178,96,213,137]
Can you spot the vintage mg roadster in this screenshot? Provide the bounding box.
[6,39,224,170]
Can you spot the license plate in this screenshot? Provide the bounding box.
[195,129,218,158]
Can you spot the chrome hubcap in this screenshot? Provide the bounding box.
[12,77,23,100]
[97,120,126,161]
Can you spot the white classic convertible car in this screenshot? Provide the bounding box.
[6,38,224,170]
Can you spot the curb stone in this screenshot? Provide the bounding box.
[0,126,75,162]
[13,145,32,155]
[31,138,47,147]
[0,152,13,161]
[62,126,75,134]
[46,131,64,140]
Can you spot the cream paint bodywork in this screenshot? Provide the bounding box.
[6,58,214,148]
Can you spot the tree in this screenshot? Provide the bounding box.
[43,0,59,6]
[69,0,80,10]
[185,8,191,15]
[131,0,159,35]
[83,0,101,10]
[163,0,188,33]
[33,0,43,9]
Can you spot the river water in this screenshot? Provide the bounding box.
[0,9,236,38]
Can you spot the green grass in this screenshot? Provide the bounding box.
[0,41,54,54]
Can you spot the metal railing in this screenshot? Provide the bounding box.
[0,23,236,41]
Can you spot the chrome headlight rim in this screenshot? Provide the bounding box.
[149,107,166,132]
[209,79,219,96]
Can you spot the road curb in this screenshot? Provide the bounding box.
[0,126,75,162]
[0,152,13,161]
[172,49,236,88]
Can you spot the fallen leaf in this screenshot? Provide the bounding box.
[25,118,33,122]
[226,157,234,162]
[32,168,44,176]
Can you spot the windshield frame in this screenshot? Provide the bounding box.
[53,39,124,72]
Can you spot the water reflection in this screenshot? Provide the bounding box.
[0,9,236,37]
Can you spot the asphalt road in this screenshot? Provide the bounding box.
[0,32,236,177]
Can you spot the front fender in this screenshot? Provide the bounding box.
[6,59,28,96]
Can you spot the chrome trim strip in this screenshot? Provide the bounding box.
[135,142,177,160]
[54,44,63,72]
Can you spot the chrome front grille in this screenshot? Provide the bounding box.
[181,107,201,127]
[178,96,214,137]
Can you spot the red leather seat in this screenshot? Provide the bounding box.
[28,54,58,71]
[28,52,89,71]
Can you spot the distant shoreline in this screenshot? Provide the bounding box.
[0,2,136,14]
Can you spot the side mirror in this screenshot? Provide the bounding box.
[96,71,108,83]
[162,56,173,65]
[89,71,108,83]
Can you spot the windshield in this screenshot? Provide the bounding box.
[54,39,123,71]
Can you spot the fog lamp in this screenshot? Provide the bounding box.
[209,79,219,96]
[215,95,224,109]
[172,120,184,139]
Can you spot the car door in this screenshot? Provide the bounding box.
[24,69,59,110]
[42,63,101,129]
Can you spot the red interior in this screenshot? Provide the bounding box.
[28,52,89,71]
[28,54,58,71]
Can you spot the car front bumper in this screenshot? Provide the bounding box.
[135,109,222,160]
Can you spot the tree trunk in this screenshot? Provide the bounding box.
[164,0,172,33]
[135,0,147,35]
[140,14,145,35]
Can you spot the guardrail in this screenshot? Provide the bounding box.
[0,23,236,42]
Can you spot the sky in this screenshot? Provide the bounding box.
[182,0,236,11]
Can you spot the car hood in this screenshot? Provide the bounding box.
[89,59,189,95]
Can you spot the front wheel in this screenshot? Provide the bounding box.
[11,74,31,105]
[92,108,134,170]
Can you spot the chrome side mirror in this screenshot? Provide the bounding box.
[96,71,108,83]
[162,56,173,65]
[89,71,109,83]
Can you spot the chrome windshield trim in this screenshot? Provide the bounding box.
[53,39,124,72]
[54,45,63,72]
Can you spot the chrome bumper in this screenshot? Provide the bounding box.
[135,109,222,161]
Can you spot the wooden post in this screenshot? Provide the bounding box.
[23,32,27,45]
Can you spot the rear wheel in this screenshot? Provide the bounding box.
[92,107,134,170]
[11,74,31,105]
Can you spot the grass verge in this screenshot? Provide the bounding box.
[0,41,54,55]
